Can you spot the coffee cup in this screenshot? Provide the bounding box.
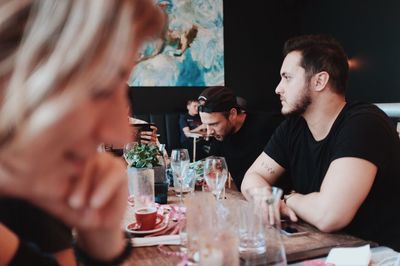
[135,207,163,230]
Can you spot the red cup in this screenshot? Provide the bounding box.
[135,207,163,230]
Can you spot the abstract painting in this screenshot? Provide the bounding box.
[129,0,224,87]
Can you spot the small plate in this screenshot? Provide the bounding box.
[172,187,193,194]
[125,214,168,235]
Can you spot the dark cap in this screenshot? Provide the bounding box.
[198,86,239,113]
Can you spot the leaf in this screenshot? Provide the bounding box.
[126,143,161,168]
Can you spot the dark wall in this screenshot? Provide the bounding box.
[300,0,400,103]
[129,87,203,114]
[130,0,400,114]
[223,0,304,112]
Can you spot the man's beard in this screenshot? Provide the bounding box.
[215,123,235,141]
[283,83,312,117]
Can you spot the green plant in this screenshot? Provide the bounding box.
[124,143,161,168]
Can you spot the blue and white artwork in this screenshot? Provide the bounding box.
[129,0,224,87]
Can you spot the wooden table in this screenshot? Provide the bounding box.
[126,189,375,265]
[282,220,376,263]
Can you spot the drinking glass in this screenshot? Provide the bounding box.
[245,186,287,266]
[397,122,400,138]
[173,168,197,196]
[170,149,190,203]
[204,156,228,200]
[126,167,155,210]
[123,142,138,165]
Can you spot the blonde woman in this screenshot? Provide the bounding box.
[0,0,164,265]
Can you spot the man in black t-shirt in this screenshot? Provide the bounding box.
[179,99,208,161]
[179,99,204,144]
[198,86,283,189]
[241,35,400,251]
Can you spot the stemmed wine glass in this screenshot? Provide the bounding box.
[170,149,190,203]
[204,156,228,200]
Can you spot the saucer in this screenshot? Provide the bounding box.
[126,214,168,235]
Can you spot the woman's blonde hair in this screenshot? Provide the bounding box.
[0,0,160,146]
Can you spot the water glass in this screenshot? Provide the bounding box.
[127,167,155,210]
[245,186,287,266]
[184,193,216,264]
[198,230,239,266]
[173,168,197,196]
[204,156,228,200]
[237,200,266,255]
[123,142,138,165]
[397,122,400,138]
[170,149,190,200]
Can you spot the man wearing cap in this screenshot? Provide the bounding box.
[198,86,283,190]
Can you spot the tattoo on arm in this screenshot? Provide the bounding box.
[261,161,275,175]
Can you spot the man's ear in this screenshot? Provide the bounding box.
[313,71,329,92]
[229,108,238,119]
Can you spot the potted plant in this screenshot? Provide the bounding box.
[124,143,161,168]
[124,143,166,183]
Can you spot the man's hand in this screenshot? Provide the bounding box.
[280,199,298,222]
[190,124,206,134]
[139,125,158,144]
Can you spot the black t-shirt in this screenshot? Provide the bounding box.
[210,112,284,190]
[179,113,202,143]
[265,102,400,250]
[0,198,73,264]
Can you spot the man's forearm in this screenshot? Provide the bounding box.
[182,127,191,137]
[190,124,205,133]
[286,192,347,232]
[241,173,272,200]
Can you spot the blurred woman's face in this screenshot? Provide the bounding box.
[62,79,132,176]
[0,0,167,202]
[2,71,132,201]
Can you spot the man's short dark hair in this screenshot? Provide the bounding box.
[283,34,349,95]
[186,99,198,106]
[198,86,241,113]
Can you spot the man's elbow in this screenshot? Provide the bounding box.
[241,170,272,199]
[313,212,351,233]
[241,170,260,199]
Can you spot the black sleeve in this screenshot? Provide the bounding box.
[0,199,73,253]
[178,114,188,131]
[264,120,290,169]
[30,211,73,253]
[331,113,394,167]
[9,241,60,266]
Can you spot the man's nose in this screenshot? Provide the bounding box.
[206,125,213,135]
[275,80,283,95]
